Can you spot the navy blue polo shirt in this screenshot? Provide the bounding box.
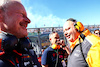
[41,47,65,67]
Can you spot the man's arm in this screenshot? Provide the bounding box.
[41,49,48,67]
[63,45,70,55]
[86,42,100,67]
[60,40,70,55]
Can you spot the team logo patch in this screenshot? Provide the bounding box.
[52,53,56,57]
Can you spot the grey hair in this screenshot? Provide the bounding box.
[66,18,77,24]
[0,0,13,7]
[0,0,21,6]
[0,0,21,11]
[0,0,12,11]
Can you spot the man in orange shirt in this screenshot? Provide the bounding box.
[63,18,100,67]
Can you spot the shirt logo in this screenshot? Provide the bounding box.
[74,50,81,57]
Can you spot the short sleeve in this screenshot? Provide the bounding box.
[41,49,48,65]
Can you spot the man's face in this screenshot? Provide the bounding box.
[2,2,31,38]
[63,21,78,42]
[50,33,60,45]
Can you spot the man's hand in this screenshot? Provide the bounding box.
[60,40,65,47]
[60,40,70,55]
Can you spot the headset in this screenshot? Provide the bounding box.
[0,32,42,67]
[74,21,84,33]
[51,44,60,49]
[0,32,31,52]
[0,33,18,51]
[67,18,84,33]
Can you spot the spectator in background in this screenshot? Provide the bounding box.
[94,29,100,37]
[63,18,100,67]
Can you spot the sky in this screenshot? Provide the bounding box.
[21,0,100,28]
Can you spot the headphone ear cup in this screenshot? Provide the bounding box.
[74,24,80,31]
[57,45,60,49]
[0,34,18,51]
[51,44,60,49]
[74,22,84,32]
[51,44,58,49]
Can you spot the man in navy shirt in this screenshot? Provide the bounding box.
[41,32,68,67]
